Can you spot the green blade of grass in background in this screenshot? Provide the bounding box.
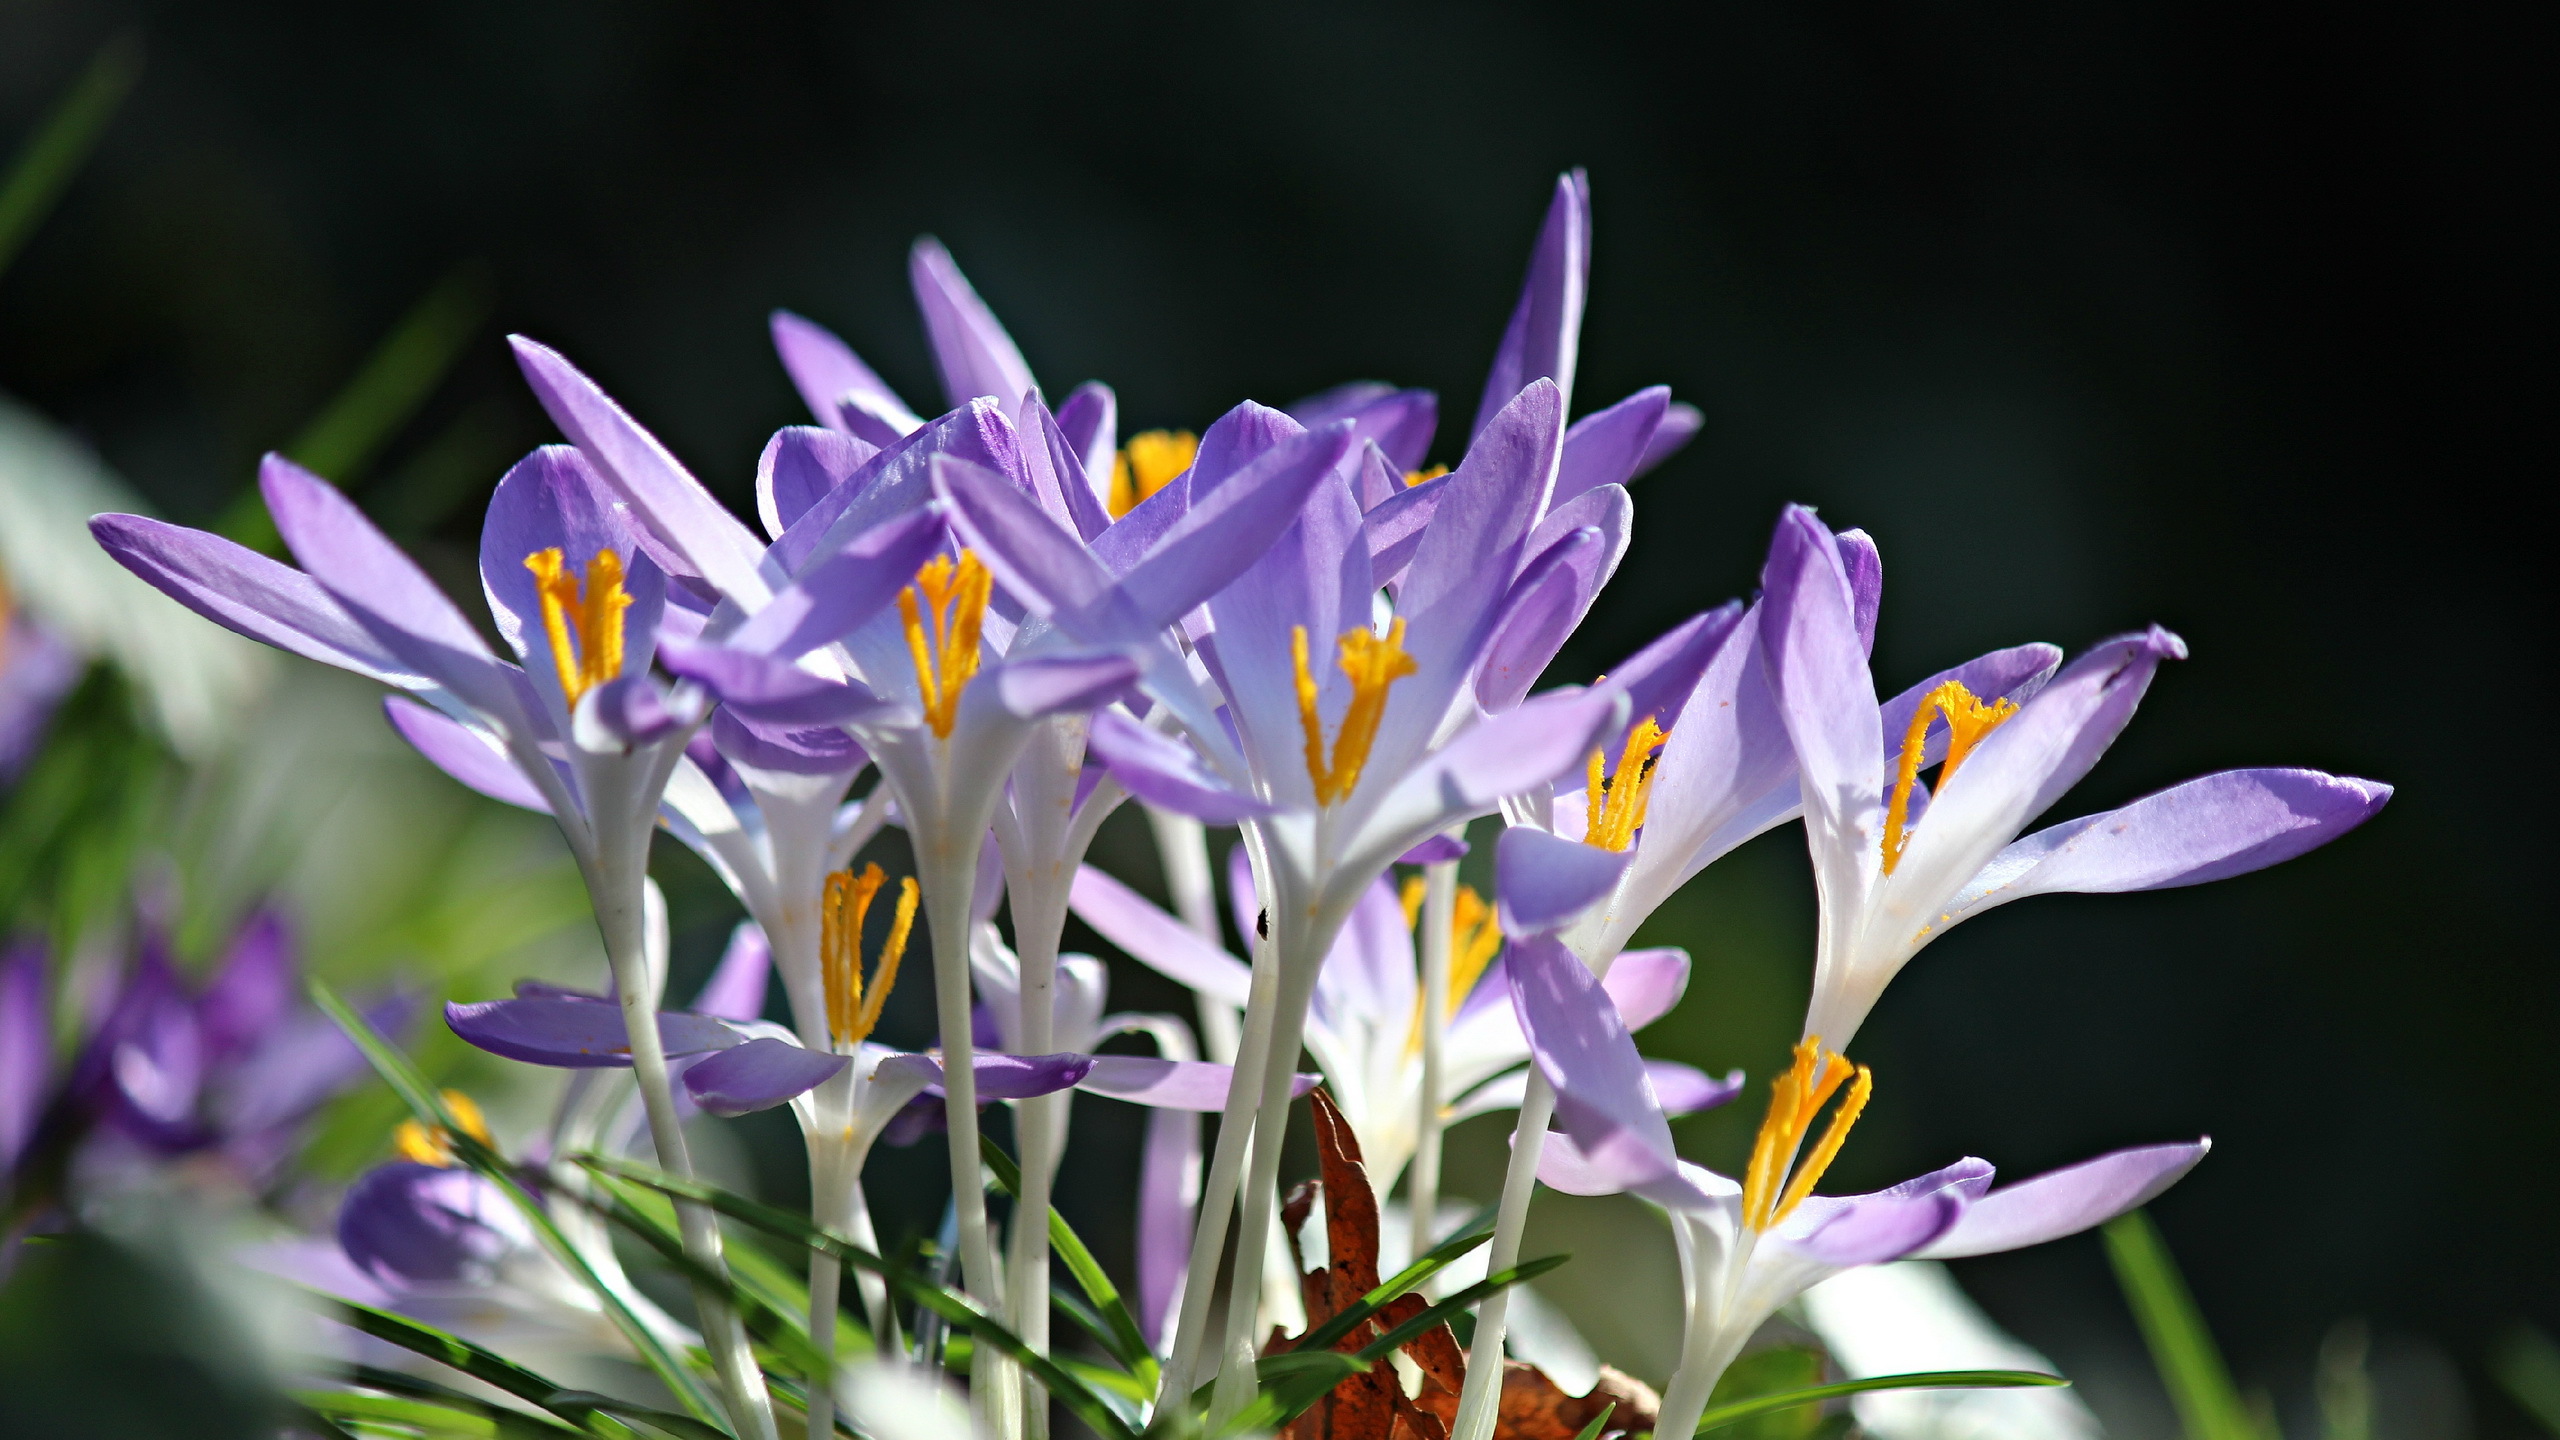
[1690,1371,2068,1434]
[2103,1210,2272,1440]
[217,263,494,550]
[2493,1325,2560,1437]
[0,32,141,283]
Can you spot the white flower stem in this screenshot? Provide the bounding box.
[1409,853,1459,1261]
[1006,871,1071,1440]
[1448,1068,1557,1440]
[586,797,777,1440]
[1145,805,1241,1062]
[1207,937,1328,1426]
[1654,1305,1750,1440]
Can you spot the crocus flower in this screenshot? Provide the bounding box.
[1757,505,2393,1049]
[1507,919,2207,1440]
[0,601,80,783]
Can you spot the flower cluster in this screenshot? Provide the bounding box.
[87,171,2388,1440]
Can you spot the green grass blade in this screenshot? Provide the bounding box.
[297,1389,508,1438]
[307,980,729,1425]
[1286,1207,1497,1356]
[561,1170,836,1385]
[0,32,140,281]
[217,264,493,548]
[1350,1255,1569,1365]
[2102,1210,2268,1440]
[980,1134,1158,1383]
[580,1153,1142,1440]
[1691,1371,2067,1433]
[1571,1401,1618,1440]
[2493,1325,2560,1437]
[336,1366,588,1437]
[315,1292,645,1438]
[1204,1354,1372,1440]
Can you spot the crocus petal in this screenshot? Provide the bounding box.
[657,642,894,728]
[1508,934,1683,1193]
[1836,528,1882,656]
[1291,383,1439,474]
[1636,403,1703,476]
[1085,710,1270,823]
[1650,1062,1746,1116]
[772,399,1023,576]
[723,506,947,660]
[1599,948,1691,1030]
[1473,525,1606,714]
[196,910,296,1062]
[1917,1141,2210,1260]
[756,425,881,541]
[479,444,650,667]
[933,455,1132,636]
[574,674,684,749]
[1021,391,1114,543]
[918,1051,1097,1101]
[693,922,771,1022]
[1598,602,1749,736]
[682,1037,848,1116]
[1949,770,2391,924]
[1878,643,2065,771]
[88,515,418,686]
[1118,419,1359,633]
[985,651,1141,722]
[1360,472,1442,584]
[910,238,1037,410]
[1055,382,1119,516]
[1496,828,1630,938]
[1534,1127,1717,1208]
[260,455,496,672]
[1474,170,1590,438]
[387,696,558,810]
[1552,386,1671,508]
[1399,833,1470,865]
[339,1163,529,1286]
[710,708,866,776]
[1360,687,1622,868]
[770,309,917,436]
[1,942,49,1173]
[510,336,774,606]
[1397,379,1566,717]
[1077,1055,1312,1111]
[1760,506,1884,858]
[443,996,742,1068]
[1786,1189,1965,1267]
[1068,866,1253,1008]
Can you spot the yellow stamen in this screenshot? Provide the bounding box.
[897,551,994,739]
[822,864,920,1048]
[1739,1038,1873,1231]
[1109,429,1198,517]
[1880,680,2019,874]
[1403,465,1449,488]
[523,548,632,709]
[1290,618,1419,807]
[1405,882,1506,1053]
[392,1090,493,1168]
[1583,716,1669,852]
[1400,875,1427,933]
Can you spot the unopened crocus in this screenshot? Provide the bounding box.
[1757,505,2392,1050]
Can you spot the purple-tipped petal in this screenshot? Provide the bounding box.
[1077,1055,1312,1111]
[1835,529,1882,657]
[1,942,50,1173]
[1474,525,1606,714]
[1118,420,1359,633]
[197,910,296,1063]
[1507,934,1683,1194]
[1055,382,1119,517]
[1649,1062,1745,1116]
[1474,170,1590,438]
[756,426,881,541]
[1364,688,1622,864]
[1360,471,1443,584]
[1400,380,1566,702]
[986,651,1141,722]
[511,336,774,605]
[1068,866,1252,1007]
[575,674,684,748]
[1399,834,1470,865]
[444,996,742,1068]
[1495,828,1629,937]
[1291,384,1438,473]
[693,923,771,1022]
[1878,644,2065,773]
[339,1163,529,1286]
[1599,603,1750,737]
[1022,391,1115,543]
[1553,386,1670,507]
[1086,710,1269,823]
[934,455,1130,635]
[918,1051,1097,1101]
[1786,1188,1965,1267]
[1599,948,1690,1030]
[1760,506,1885,866]
[261,455,495,668]
[479,445,652,669]
[89,514,417,686]
[1953,770,2391,922]
[657,643,893,728]
[910,238,1037,410]
[724,506,947,660]
[1635,402,1702,476]
[682,1037,848,1116]
[771,310,916,436]
[1918,1141,2209,1259]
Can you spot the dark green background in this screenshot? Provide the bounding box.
[3,0,2547,1434]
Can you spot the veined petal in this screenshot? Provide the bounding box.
[1535,1127,1718,1209]
[1397,379,1566,730]
[262,455,493,666]
[1650,1062,1746,1116]
[1508,934,1682,1193]
[1948,769,2390,926]
[1077,1055,1313,1111]
[1637,403,1703,476]
[384,697,553,812]
[444,996,742,1068]
[916,1051,1097,1100]
[1054,382,1118,520]
[1474,525,1605,714]
[756,425,880,541]
[1360,471,1442,585]
[89,514,416,685]
[1118,419,1358,633]
[479,445,652,665]
[1836,528,1882,656]
[1760,506,1884,855]
[1474,170,1590,439]
[769,310,917,436]
[682,1037,847,1116]
[771,399,1023,578]
[1085,710,1271,823]
[1600,948,1690,1030]
[910,238,1037,411]
[1068,865,1253,1008]
[1357,687,1623,871]
[984,650,1139,721]
[1553,386,1671,507]
[1877,644,2064,774]
[1496,828,1629,938]
[512,337,774,607]
[1598,602,1749,735]
[1918,1141,2209,1260]
[1290,383,1438,474]
[934,455,1132,637]
[1019,391,1114,542]
[723,506,946,659]
[658,642,894,728]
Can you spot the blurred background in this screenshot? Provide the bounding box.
[0,0,2548,1435]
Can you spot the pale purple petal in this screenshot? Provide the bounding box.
[1649,1062,1745,1116]
[1835,528,1882,656]
[1076,1055,1311,1111]
[479,445,650,665]
[1759,507,1884,889]
[339,1163,529,1286]
[770,310,916,434]
[757,426,880,540]
[1599,948,1690,1030]
[196,910,295,1063]
[1360,471,1442,584]
[510,337,773,604]
[1055,382,1119,516]
[771,399,1022,576]
[1399,834,1469,865]
[1068,866,1252,1008]
[1533,1127,1716,1208]
[1361,688,1621,867]
[1495,828,1629,937]
[1137,1100,1196,1348]
[657,643,893,728]
[1878,643,2065,773]
[1474,525,1605,714]
[1291,383,1437,473]
[212,997,408,1138]
[692,923,771,1022]
[708,708,865,777]
[1553,386,1670,507]
[1784,1189,1964,1267]
[1507,933,1682,1193]
[910,238,1037,410]
[89,514,417,686]
[261,455,494,665]
[1317,876,1417,1021]
[682,1037,848,1116]
[1916,1141,2210,1260]
[575,674,684,747]
[1118,419,1360,633]
[444,997,742,1068]
[1184,400,1302,496]
[1021,391,1114,542]
[1,942,50,1173]
[985,651,1140,721]
[1398,380,1566,725]
[1951,770,2390,923]
[917,1051,1097,1100]
[1636,403,1703,475]
[934,455,1131,636]
[1085,710,1269,823]
[1473,170,1589,439]
[1595,602,1749,740]
[724,506,947,660]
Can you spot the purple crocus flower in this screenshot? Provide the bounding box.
[0,607,82,784]
[1757,505,2392,1049]
[1503,884,2206,1440]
